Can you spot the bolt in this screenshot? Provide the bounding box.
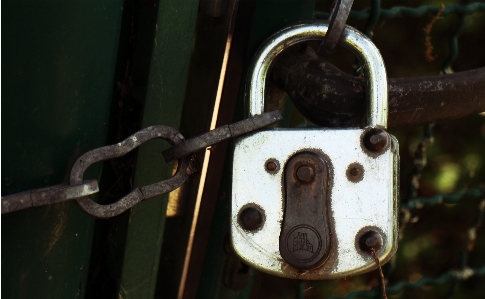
[266,161,277,171]
[239,206,264,231]
[363,129,389,153]
[296,165,315,183]
[359,230,382,253]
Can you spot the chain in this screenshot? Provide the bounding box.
[318,0,354,54]
[1,180,99,214]
[1,111,282,218]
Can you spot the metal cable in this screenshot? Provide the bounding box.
[441,0,470,73]
[401,188,484,210]
[314,3,485,20]
[326,264,485,299]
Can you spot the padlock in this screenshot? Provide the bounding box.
[231,21,399,279]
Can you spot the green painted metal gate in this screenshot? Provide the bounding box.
[9,1,465,298]
[2,1,313,298]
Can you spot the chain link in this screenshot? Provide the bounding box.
[1,180,99,214]
[1,111,282,217]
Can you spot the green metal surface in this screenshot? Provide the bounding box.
[1,0,124,298]
[117,1,199,298]
[195,1,316,298]
[156,4,242,298]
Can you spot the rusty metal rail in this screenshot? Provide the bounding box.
[1,112,282,218]
[270,46,485,128]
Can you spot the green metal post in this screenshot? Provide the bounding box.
[1,0,124,298]
[117,1,199,298]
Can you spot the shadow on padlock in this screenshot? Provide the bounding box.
[231,20,399,280]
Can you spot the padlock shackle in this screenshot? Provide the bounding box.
[248,21,388,129]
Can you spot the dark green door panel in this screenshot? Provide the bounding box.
[1,0,124,298]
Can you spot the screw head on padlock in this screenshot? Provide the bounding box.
[231,20,399,279]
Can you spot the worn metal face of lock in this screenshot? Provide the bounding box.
[231,21,399,279]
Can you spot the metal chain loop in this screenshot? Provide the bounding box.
[1,180,99,214]
[2,111,282,218]
[318,0,354,54]
[70,125,192,218]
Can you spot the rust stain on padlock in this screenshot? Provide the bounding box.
[279,151,331,270]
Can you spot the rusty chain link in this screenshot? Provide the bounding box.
[318,0,354,54]
[1,111,282,218]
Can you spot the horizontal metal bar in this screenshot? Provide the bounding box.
[1,180,99,214]
[270,46,485,128]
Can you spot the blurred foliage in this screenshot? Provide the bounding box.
[249,0,485,298]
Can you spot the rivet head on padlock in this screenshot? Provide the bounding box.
[363,128,390,154]
[265,159,280,174]
[239,205,264,231]
[296,165,314,183]
[358,230,383,253]
[267,161,277,171]
[346,162,364,182]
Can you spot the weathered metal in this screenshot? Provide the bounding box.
[266,160,278,172]
[346,162,364,183]
[248,21,388,128]
[2,110,277,217]
[359,230,383,253]
[318,0,355,54]
[280,151,331,270]
[71,126,191,218]
[362,128,391,155]
[232,21,400,279]
[270,46,485,128]
[238,205,265,231]
[233,129,400,278]
[1,180,98,214]
[162,110,283,162]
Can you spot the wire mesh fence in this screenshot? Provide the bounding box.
[287,1,485,298]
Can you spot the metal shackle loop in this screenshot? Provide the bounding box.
[248,21,388,128]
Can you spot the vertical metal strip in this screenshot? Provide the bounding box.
[117,1,199,298]
[177,26,236,299]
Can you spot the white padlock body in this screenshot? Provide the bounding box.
[231,128,399,279]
